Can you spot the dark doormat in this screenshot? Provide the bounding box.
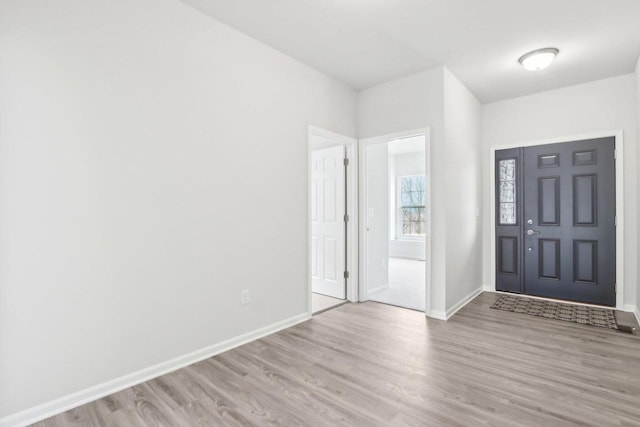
[491,294,619,330]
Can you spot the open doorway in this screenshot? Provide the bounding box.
[308,127,357,314]
[360,131,428,312]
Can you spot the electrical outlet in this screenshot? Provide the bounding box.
[241,289,250,305]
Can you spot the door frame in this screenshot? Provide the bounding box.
[308,126,358,316]
[359,128,432,314]
[488,130,624,310]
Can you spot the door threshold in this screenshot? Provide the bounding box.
[367,300,425,313]
[495,291,615,310]
[312,300,349,315]
[312,292,348,315]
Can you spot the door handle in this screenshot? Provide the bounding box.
[526,229,540,236]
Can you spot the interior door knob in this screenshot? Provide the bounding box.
[526,229,540,236]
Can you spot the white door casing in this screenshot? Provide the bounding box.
[311,145,346,299]
[358,128,431,315]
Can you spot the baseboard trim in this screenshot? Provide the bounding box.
[0,313,311,427]
[428,310,447,320]
[482,284,494,292]
[446,287,483,319]
[367,283,389,296]
[426,287,483,321]
[624,304,640,326]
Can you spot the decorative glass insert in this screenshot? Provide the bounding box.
[499,159,517,225]
[399,175,426,237]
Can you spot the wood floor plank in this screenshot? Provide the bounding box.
[31,293,640,426]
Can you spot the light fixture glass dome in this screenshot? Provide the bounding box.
[518,48,559,71]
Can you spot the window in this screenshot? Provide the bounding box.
[398,175,426,238]
[498,159,517,225]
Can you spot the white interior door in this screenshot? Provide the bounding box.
[311,145,346,299]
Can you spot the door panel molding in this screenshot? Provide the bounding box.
[538,239,561,280]
[538,176,560,226]
[498,236,518,275]
[489,130,624,310]
[573,150,597,166]
[538,153,560,168]
[573,239,598,284]
[572,174,597,226]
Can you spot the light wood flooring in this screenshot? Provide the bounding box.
[33,292,640,426]
[311,292,346,314]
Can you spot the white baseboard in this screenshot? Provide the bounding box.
[482,284,494,292]
[367,283,389,296]
[446,287,483,319]
[623,304,640,325]
[427,287,483,321]
[428,310,447,320]
[0,313,311,427]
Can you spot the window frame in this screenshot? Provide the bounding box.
[396,174,426,240]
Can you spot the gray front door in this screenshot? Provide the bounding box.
[495,137,616,306]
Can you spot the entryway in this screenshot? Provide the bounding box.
[360,131,428,312]
[494,136,617,306]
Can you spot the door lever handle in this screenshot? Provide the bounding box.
[526,229,540,236]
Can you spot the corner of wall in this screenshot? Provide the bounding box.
[441,68,484,314]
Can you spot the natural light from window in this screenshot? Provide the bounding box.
[399,175,426,238]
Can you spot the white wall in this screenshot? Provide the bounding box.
[357,68,444,140]
[357,67,483,317]
[481,74,638,310]
[389,152,426,260]
[443,69,483,311]
[365,143,390,293]
[0,0,357,420]
[358,67,446,314]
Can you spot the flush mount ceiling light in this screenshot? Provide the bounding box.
[518,47,559,71]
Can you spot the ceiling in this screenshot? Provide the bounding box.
[182,0,640,103]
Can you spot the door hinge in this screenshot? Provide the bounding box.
[344,271,350,279]
[614,149,617,160]
[614,216,617,226]
[344,158,349,166]
[344,214,349,223]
